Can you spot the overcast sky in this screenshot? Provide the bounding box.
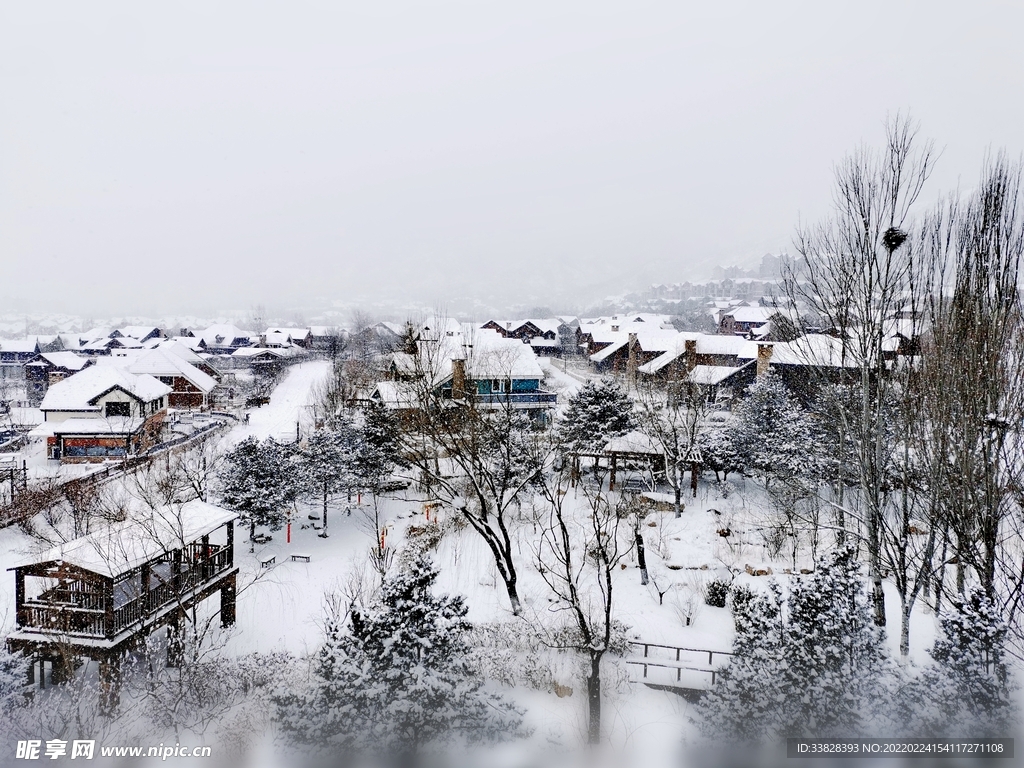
[2,1,1023,317]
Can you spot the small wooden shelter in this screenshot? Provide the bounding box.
[6,500,238,712]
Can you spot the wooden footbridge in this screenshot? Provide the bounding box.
[625,641,733,699]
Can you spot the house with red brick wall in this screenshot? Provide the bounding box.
[33,367,171,462]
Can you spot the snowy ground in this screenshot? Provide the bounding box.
[0,358,954,766]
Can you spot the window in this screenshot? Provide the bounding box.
[105,401,130,418]
[158,376,173,385]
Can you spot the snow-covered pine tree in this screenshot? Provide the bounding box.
[356,401,407,491]
[300,416,362,530]
[700,547,893,743]
[900,589,1015,736]
[696,420,741,482]
[699,583,785,744]
[274,554,523,763]
[729,371,823,483]
[556,379,635,457]
[218,436,295,551]
[779,546,891,737]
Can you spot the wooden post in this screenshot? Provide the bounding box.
[226,522,234,567]
[166,612,184,668]
[220,572,237,628]
[141,563,151,616]
[102,577,114,637]
[201,534,210,580]
[610,454,617,491]
[14,570,25,627]
[99,656,121,715]
[172,548,182,593]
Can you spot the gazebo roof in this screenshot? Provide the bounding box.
[11,500,237,578]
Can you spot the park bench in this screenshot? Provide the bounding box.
[259,555,276,568]
[290,553,311,563]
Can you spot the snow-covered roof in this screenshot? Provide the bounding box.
[0,339,40,353]
[197,324,252,347]
[687,364,748,386]
[266,326,311,340]
[231,346,294,358]
[26,352,91,371]
[30,417,149,437]
[153,339,206,365]
[118,326,160,340]
[467,336,544,379]
[738,334,858,368]
[371,381,419,409]
[719,306,775,324]
[637,333,756,376]
[11,501,237,578]
[604,430,663,455]
[589,337,629,363]
[128,350,217,393]
[40,367,171,412]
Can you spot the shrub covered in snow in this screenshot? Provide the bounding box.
[704,578,730,608]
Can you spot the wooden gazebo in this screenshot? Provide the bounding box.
[6,500,238,712]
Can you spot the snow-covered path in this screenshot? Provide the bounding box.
[226,359,331,445]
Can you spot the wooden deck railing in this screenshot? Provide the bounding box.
[17,544,233,638]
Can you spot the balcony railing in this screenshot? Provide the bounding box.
[473,391,557,407]
[17,544,233,639]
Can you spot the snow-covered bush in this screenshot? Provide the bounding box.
[704,578,729,608]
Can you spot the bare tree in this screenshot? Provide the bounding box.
[533,466,630,745]
[400,325,550,615]
[790,114,935,625]
[918,155,1024,624]
[635,375,709,517]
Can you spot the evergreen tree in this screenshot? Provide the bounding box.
[274,555,522,763]
[557,379,635,455]
[697,421,741,482]
[900,589,1015,736]
[699,583,785,744]
[357,401,407,491]
[300,418,362,531]
[729,372,823,483]
[779,547,891,736]
[700,547,892,743]
[218,437,295,551]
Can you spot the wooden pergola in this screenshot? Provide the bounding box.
[573,430,668,490]
[6,501,238,712]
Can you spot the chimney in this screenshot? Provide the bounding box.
[626,333,639,382]
[756,343,773,378]
[684,338,697,372]
[451,358,467,400]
